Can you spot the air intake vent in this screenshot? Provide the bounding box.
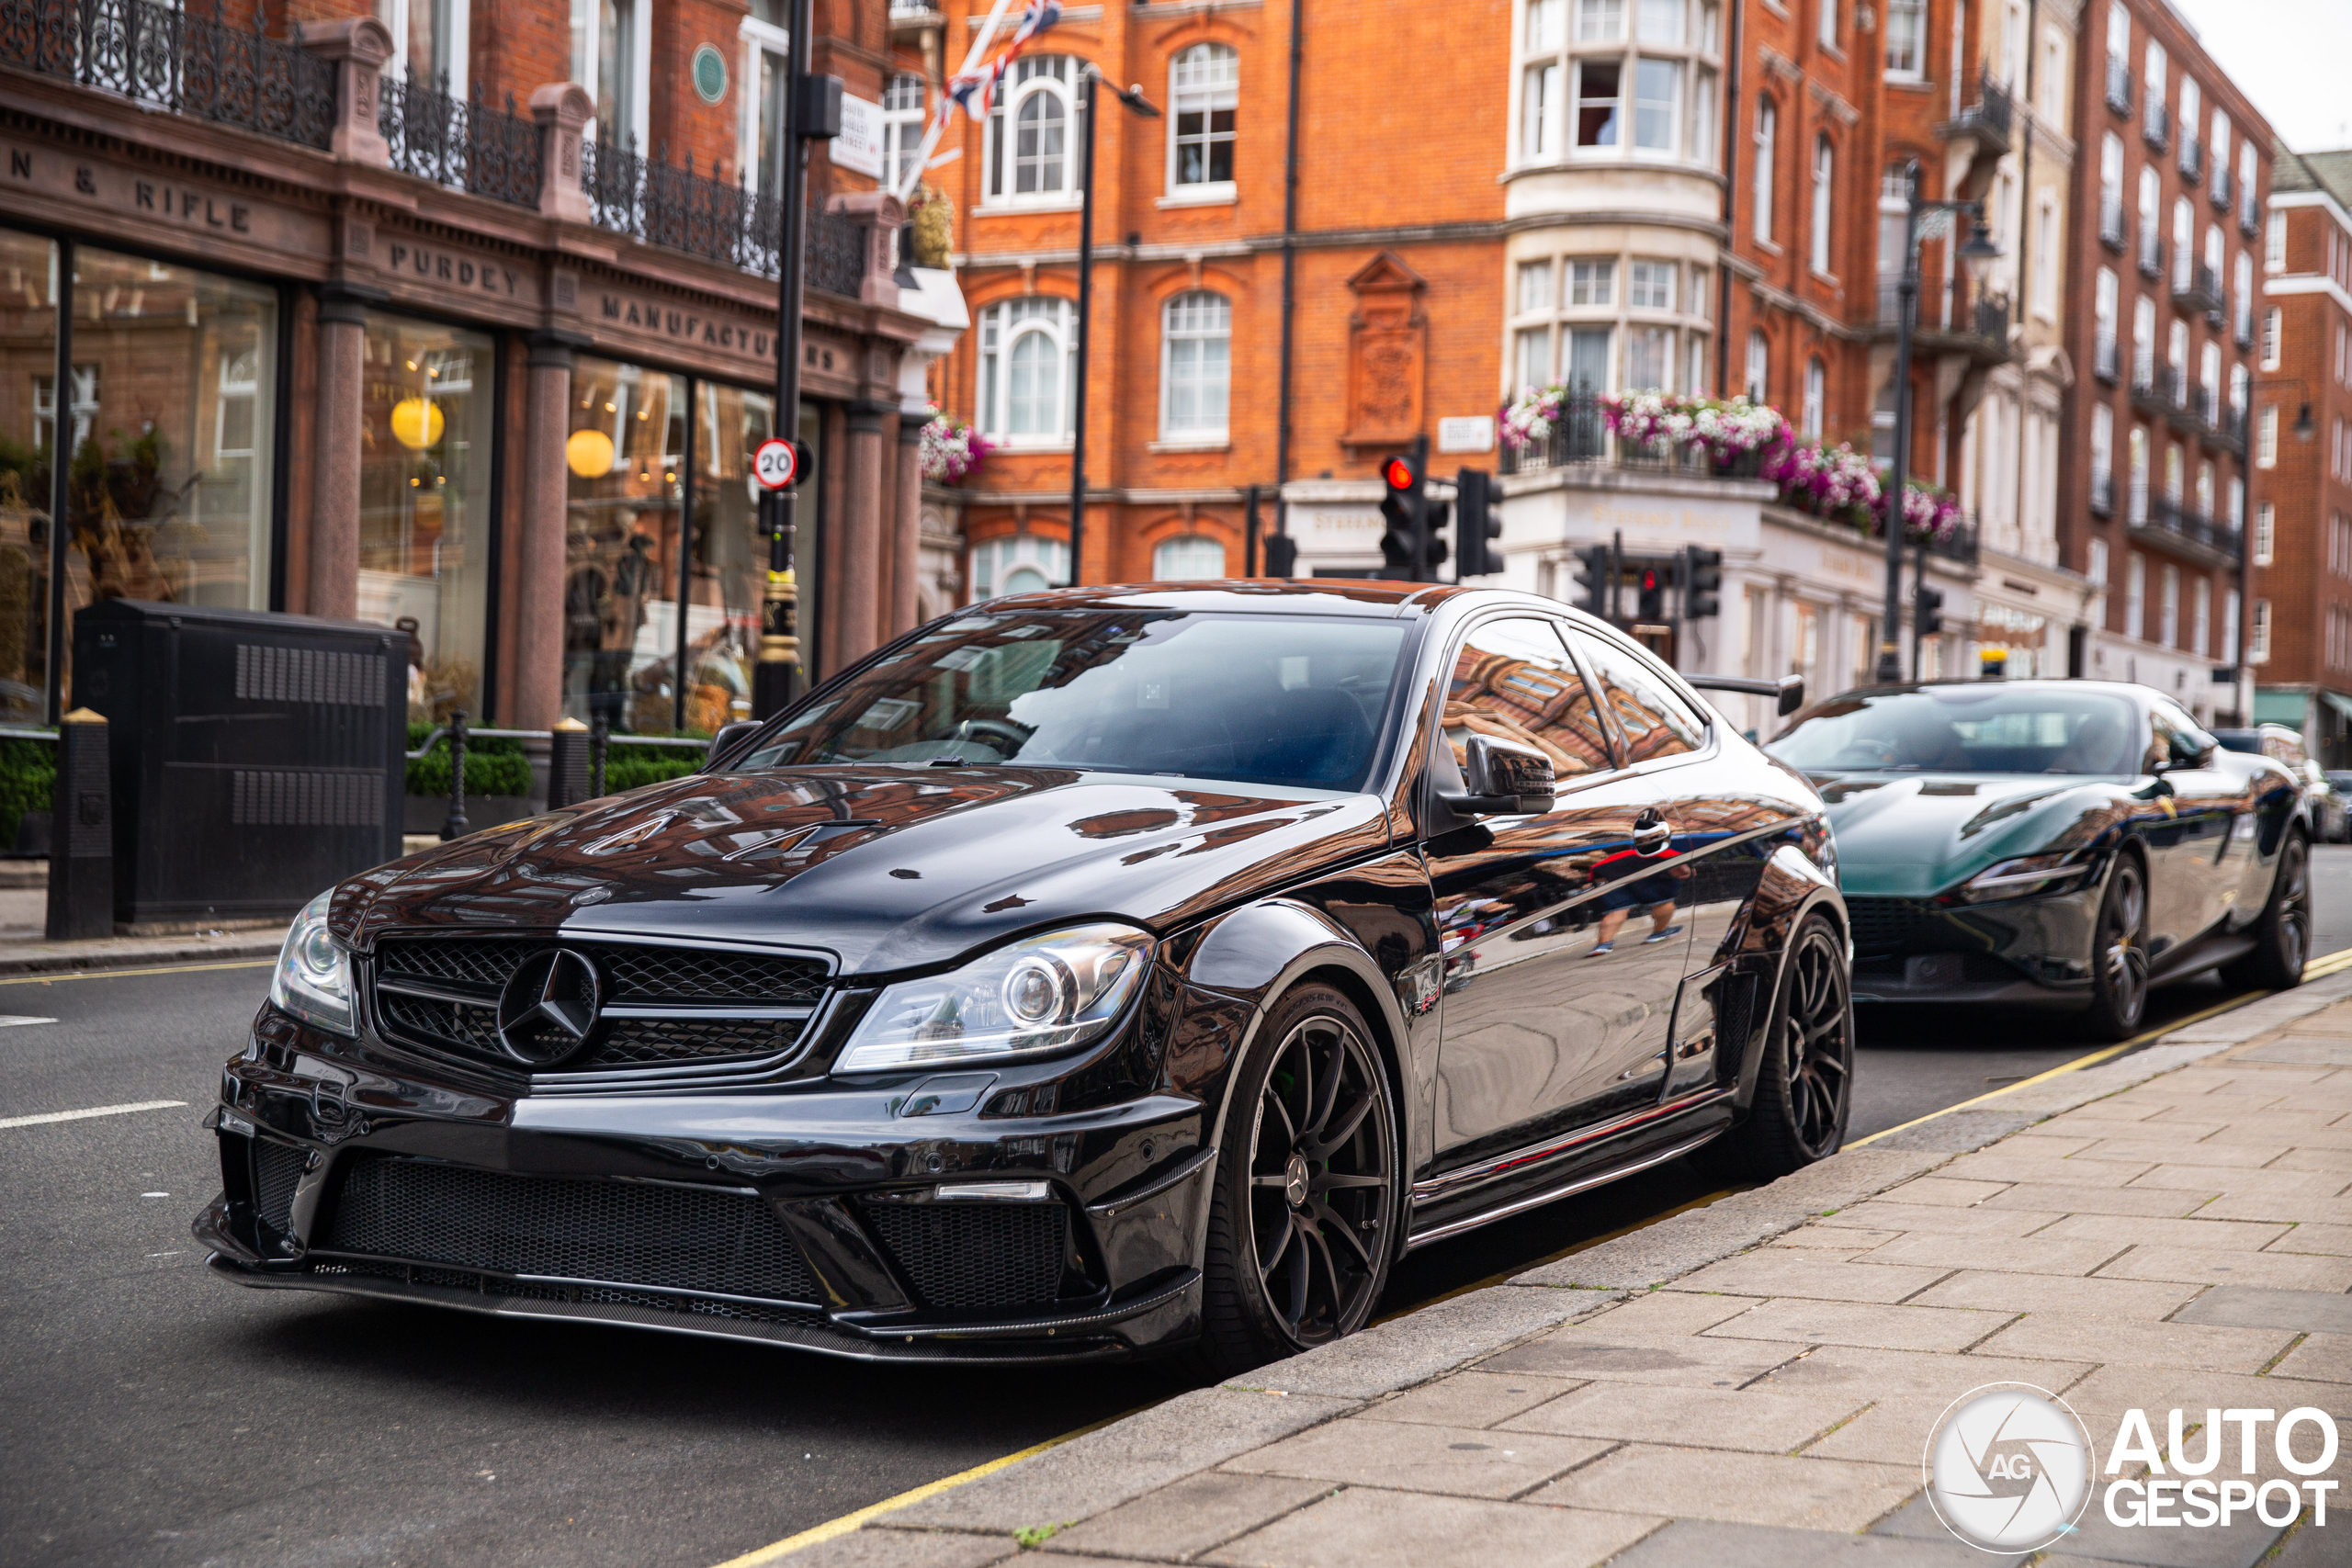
[234,644,387,706]
[857,1200,1069,1313]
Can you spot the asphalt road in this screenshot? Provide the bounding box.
[7,852,2351,1568]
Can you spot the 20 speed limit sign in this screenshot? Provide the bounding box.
[753,437,800,490]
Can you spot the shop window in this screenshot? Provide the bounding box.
[1159,291,1231,440]
[1169,43,1238,195]
[360,315,494,723]
[985,56,1077,204]
[1152,535,1227,581]
[970,535,1069,602]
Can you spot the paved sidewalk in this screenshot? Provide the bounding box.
[786,976,2352,1568]
[0,924,286,977]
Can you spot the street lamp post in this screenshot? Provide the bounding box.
[1067,68,1158,587]
[1875,172,1999,685]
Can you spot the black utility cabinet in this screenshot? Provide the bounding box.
[74,602,405,924]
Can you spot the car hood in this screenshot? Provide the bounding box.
[1807,771,2128,898]
[334,767,1392,976]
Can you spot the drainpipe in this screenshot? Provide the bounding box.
[1275,0,1303,531]
[2011,0,2035,573]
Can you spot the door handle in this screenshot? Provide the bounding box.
[1633,812,1674,856]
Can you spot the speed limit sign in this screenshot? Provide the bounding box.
[753,437,800,490]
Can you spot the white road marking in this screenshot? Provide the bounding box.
[0,1015,56,1027]
[140,1191,170,1198]
[0,1100,188,1131]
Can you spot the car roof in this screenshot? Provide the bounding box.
[969,580,1604,626]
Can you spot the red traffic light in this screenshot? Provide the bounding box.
[1382,456,1418,491]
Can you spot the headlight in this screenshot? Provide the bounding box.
[271,888,354,1035]
[1947,852,2091,905]
[835,923,1154,1073]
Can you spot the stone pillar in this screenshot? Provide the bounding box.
[513,334,575,731]
[891,413,924,637]
[840,401,889,664]
[302,17,393,166]
[529,83,594,223]
[309,288,370,622]
[825,191,906,310]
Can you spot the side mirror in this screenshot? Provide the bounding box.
[1447,734,1555,817]
[707,719,763,767]
[1776,673,1805,717]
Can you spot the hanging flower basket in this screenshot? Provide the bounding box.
[920,415,990,484]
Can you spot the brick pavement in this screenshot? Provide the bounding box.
[775,981,2352,1568]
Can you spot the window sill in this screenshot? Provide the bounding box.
[1884,74,1932,90]
[1157,186,1238,209]
[986,439,1076,454]
[1810,266,1839,286]
[1149,437,1230,452]
[973,197,1086,216]
[1753,237,1782,255]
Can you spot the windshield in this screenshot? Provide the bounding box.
[1767,687,2143,774]
[739,610,1412,791]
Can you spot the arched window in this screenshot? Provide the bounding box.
[977,298,1077,444]
[1152,535,1227,581]
[1159,290,1231,440]
[1801,356,1825,438]
[1752,97,1776,241]
[985,55,1076,203]
[1169,43,1238,193]
[969,535,1070,602]
[1810,135,1835,275]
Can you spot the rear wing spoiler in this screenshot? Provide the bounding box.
[1686,672,1806,718]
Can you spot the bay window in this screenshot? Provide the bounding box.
[1517,0,1718,164]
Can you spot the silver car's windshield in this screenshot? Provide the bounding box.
[1767,687,2143,774]
[740,609,1411,791]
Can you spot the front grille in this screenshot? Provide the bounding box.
[858,1201,1069,1313]
[253,1139,306,1235]
[321,1156,820,1305]
[367,936,829,1078]
[1842,896,1948,955]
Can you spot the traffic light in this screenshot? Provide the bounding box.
[1263,533,1298,578]
[1684,546,1723,619]
[1454,468,1505,579]
[1915,578,1944,637]
[1377,441,1447,581]
[1570,545,1610,615]
[1636,564,1666,622]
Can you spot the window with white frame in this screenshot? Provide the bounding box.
[2106,0,2127,75]
[1753,97,1776,242]
[1628,259,1676,309]
[2231,363,2249,421]
[2143,39,2165,119]
[1513,260,1555,389]
[1745,329,1768,401]
[2040,28,2064,118]
[2240,141,2257,216]
[2193,578,2210,656]
[2252,598,2271,661]
[2161,562,2178,648]
[882,73,927,191]
[1519,0,1721,166]
[970,535,1070,602]
[2125,552,2145,640]
[2167,320,2188,404]
[2128,423,2149,522]
[2132,295,2155,388]
[2234,252,2253,340]
[1159,290,1231,440]
[2224,589,2239,660]
[2258,404,2278,467]
[2091,404,2113,495]
[2267,209,2287,270]
[2138,166,2161,270]
[2211,112,2229,181]
[1509,249,1705,398]
[985,55,1077,204]
[1802,356,1825,438]
[1810,135,1835,276]
[1152,535,1227,580]
[1884,0,1924,77]
[1817,0,1836,51]
[386,0,468,96]
[2032,194,2057,319]
[2179,77,2200,155]
[2172,197,2193,290]
[978,298,1077,445]
[2262,307,2280,369]
[2200,341,2221,418]
[1169,43,1238,195]
[576,0,645,148]
[2099,133,2123,237]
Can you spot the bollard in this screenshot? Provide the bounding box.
[591,715,609,800]
[46,708,113,941]
[548,717,590,808]
[439,710,470,841]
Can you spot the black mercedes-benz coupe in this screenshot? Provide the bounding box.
[198,582,1849,1374]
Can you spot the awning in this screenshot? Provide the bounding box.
[2254,691,2309,725]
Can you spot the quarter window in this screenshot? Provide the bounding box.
[1571,631,1706,761]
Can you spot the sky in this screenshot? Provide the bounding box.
[2166,0,2352,152]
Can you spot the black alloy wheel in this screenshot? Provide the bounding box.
[1717,913,1852,1179]
[2085,852,2151,1041]
[2224,829,2310,990]
[1190,984,1396,1379]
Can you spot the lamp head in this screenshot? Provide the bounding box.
[1958,217,2002,263]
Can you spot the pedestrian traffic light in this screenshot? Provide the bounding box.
[1684,546,1723,619]
[1263,533,1298,578]
[1453,468,1506,579]
[1570,545,1610,615]
[1377,441,1448,581]
[1915,578,1944,637]
[1636,564,1666,622]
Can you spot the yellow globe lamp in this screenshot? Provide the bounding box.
[566,427,616,479]
[390,396,444,451]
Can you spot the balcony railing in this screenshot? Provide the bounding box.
[2144,99,2170,151]
[2091,468,2115,517]
[2139,223,2165,279]
[2094,333,2120,382]
[2132,363,2177,416]
[2210,404,2248,453]
[1940,70,2013,155]
[2178,136,2203,184]
[2241,193,2262,237]
[379,71,542,208]
[2099,196,2126,251]
[2235,311,2255,350]
[1498,395,1611,474]
[2174,263,2223,318]
[580,138,867,293]
[0,0,335,151]
[2143,495,2244,564]
[1874,283,2011,353]
[2105,58,2132,115]
[2212,164,2233,210]
[2195,386,2220,427]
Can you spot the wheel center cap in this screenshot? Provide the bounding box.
[1283,1154,1310,1208]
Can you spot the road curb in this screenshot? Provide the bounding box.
[769,970,2352,1563]
[0,931,285,978]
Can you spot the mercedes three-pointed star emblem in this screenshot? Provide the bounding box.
[495,948,603,1066]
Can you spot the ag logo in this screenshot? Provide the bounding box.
[1924,1383,2095,1552]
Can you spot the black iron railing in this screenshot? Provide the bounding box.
[2143,496,2243,561]
[2138,223,2165,278]
[2091,468,2115,517]
[1498,394,1609,473]
[2241,193,2261,237]
[1946,70,2013,144]
[580,137,868,292]
[2094,333,2119,382]
[2105,59,2132,114]
[2178,136,2203,184]
[2212,163,2232,210]
[2143,98,2170,151]
[0,0,335,151]
[379,72,542,208]
[2100,195,2126,250]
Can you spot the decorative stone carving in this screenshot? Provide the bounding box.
[530,84,595,224]
[1341,252,1427,448]
[301,18,394,167]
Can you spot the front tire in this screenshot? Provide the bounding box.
[1188,984,1398,1382]
[2223,828,2310,990]
[1716,914,1852,1180]
[2084,851,2152,1041]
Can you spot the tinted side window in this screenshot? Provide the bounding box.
[1570,631,1707,762]
[1443,617,1614,779]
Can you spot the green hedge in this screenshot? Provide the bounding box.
[602,749,703,792]
[0,735,54,849]
[404,722,534,797]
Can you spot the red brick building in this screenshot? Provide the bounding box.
[2250,145,2352,760]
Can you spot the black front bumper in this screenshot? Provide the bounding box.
[1845,882,2103,1009]
[196,1008,1218,1362]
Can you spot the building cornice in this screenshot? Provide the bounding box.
[2262,275,2352,315]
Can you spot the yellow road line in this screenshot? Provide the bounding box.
[0,959,273,987]
[708,1404,1148,1568]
